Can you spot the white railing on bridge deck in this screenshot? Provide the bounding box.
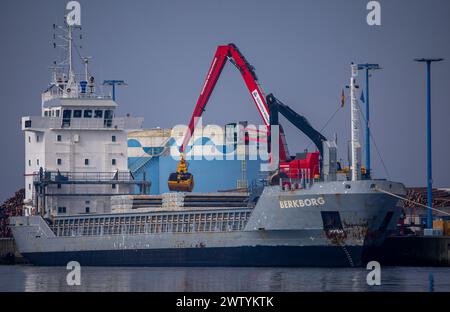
[33,171,137,183]
[22,116,143,130]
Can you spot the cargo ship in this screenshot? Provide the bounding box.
[11,180,404,267]
[10,4,406,267]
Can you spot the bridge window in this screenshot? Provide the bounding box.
[73,110,82,118]
[104,110,113,127]
[83,110,92,118]
[94,110,103,118]
[62,110,71,127]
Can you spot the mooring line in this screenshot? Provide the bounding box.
[374,187,450,217]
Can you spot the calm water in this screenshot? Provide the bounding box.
[0,265,449,292]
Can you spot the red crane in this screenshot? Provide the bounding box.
[168,43,321,192]
[180,43,288,160]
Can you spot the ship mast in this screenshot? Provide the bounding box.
[68,24,74,85]
[350,63,361,181]
[45,4,82,103]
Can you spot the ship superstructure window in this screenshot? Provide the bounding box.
[112,135,116,142]
[28,160,31,166]
[85,207,90,213]
[57,158,62,165]
[112,159,116,166]
[104,110,113,127]
[112,184,116,189]
[73,110,82,118]
[55,110,60,117]
[36,135,39,142]
[84,159,89,166]
[57,207,66,214]
[94,110,103,118]
[56,135,62,142]
[62,110,71,127]
[36,159,39,166]
[83,110,92,118]
[28,136,31,143]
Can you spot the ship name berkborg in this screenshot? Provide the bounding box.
[279,197,326,208]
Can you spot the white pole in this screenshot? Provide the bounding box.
[68,25,73,82]
[350,64,360,181]
[85,59,88,82]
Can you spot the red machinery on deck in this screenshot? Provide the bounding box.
[168,43,325,192]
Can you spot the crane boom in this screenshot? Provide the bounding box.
[267,93,327,156]
[180,43,288,161]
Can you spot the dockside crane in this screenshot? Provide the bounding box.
[168,43,326,192]
[168,43,288,192]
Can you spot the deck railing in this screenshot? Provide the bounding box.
[33,171,137,183]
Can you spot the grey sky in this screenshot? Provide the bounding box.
[1,0,449,201]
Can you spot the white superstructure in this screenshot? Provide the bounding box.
[21,8,145,216]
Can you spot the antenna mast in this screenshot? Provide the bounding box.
[50,3,82,98]
[67,23,75,86]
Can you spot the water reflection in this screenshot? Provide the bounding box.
[0,266,449,292]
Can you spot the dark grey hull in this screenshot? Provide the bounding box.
[22,245,363,267]
[11,180,406,267]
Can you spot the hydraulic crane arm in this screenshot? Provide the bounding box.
[180,43,288,161]
[267,93,327,156]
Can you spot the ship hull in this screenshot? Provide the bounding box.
[11,180,406,267]
[22,245,363,267]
